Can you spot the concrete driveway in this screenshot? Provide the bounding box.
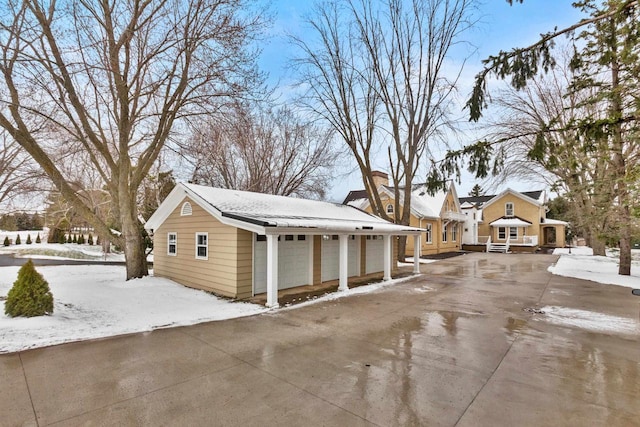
[2,253,639,426]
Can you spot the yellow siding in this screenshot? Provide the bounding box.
[153,196,252,299]
[478,194,542,242]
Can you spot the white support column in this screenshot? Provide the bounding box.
[338,234,349,291]
[383,234,392,281]
[413,233,421,274]
[308,235,314,286]
[266,234,279,308]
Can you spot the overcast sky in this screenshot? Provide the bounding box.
[256,0,586,202]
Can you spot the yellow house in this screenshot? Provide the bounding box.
[463,188,567,253]
[145,183,423,307]
[343,172,466,257]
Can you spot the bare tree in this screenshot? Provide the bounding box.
[294,0,478,258]
[184,103,338,200]
[0,0,264,278]
[0,131,46,211]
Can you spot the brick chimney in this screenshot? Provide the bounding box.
[371,170,389,189]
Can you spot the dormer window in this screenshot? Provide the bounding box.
[386,204,394,214]
[505,202,514,217]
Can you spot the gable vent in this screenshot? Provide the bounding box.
[180,202,193,216]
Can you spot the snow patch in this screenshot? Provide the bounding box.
[549,248,640,289]
[537,305,638,336]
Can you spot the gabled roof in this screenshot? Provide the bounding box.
[145,183,423,235]
[343,181,461,221]
[489,216,533,227]
[481,188,545,210]
[459,190,545,208]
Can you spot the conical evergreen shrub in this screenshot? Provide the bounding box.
[67,234,72,244]
[72,234,77,244]
[3,236,9,246]
[4,260,54,317]
[36,233,41,243]
[15,235,21,245]
[26,234,32,244]
[88,233,94,245]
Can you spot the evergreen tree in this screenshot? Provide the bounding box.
[88,233,94,245]
[3,236,9,246]
[66,234,72,244]
[15,234,21,245]
[72,234,77,244]
[469,184,484,197]
[36,233,41,243]
[4,260,54,317]
[26,234,32,244]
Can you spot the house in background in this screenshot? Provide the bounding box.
[343,172,466,257]
[145,183,423,307]
[459,189,568,253]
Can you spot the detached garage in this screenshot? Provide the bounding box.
[145,183,423,307]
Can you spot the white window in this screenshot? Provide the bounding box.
[451,224,457,242]
[181,202,192,216]
[509,227,518,240]
[195,232,208,260]
[386,204,394,214]
[505,202,514,217]
[498,227,506,240]
[425,224,432,244]
[442,224,448,242]
[167,232,177,256]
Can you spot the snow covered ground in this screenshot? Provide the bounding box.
[549,246,640,289]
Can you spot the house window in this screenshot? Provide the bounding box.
[509,227,518,240]
[181,202,192,216]
[195,232,208,260]
[498,227,506,240]
[425,224,432,244]
[451,224,457,242]
[167,232,177,256]
[256,234,266,242]
[297,235,306,241]
[505,202,514,217]
[442,224,448,242]
[386,204,394,214]
[331,235,339,240]
[285,235,294,241]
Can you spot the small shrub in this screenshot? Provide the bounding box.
[15,234,21,245]
[36,233,41,243]
[67,234,72,244]
[26,234,32,245]
[87,233,94,245]
[4,259,54,318]
[72,234,77,244]
[3,236,9,246]
[96,235,100,246]
[59,233,67,244]
[79,234,86,244]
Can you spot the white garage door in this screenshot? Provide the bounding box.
[321,236,359,282]
[365,236,384,274]
[254,235,310,294]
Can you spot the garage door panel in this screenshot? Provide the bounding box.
[254,236,310,295]
[366,237,384,274]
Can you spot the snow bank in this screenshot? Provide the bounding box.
[0,265,268,353]
[549,248,640,289]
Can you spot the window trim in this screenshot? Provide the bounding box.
[195,232,208,260]
[505,202,514,217]
[167,232,177,256]
[509,226,518,240]
[498,227,506,240]
[425,224,432,244]
[442,224,448,243]
[451,224,457,242]
[386,204,394,214]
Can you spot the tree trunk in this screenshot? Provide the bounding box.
[591,234,606,256]
[121,215,148,279]
[618,207,631,275]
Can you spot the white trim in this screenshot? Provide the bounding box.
[195,232,208,260]
[167,232,177,256]
[386,203,394,214]
[425,223,432,244]
[482,188,542,210]
[505,202,514,217]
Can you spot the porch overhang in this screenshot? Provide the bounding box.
[489,218,532,227]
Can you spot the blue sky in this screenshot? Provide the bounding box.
[256,1,586,201]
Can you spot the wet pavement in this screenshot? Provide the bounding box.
[2,253,639,426]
